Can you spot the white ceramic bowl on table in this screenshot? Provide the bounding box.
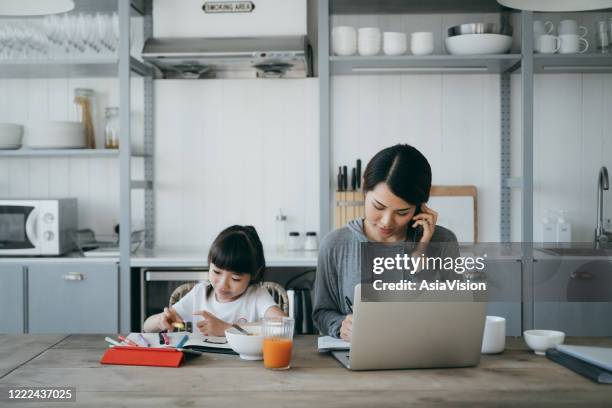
[523,330,565,355]
[225,324,263,360]
[0,123,24,149]
[26,121,86,149]
[445,33,513,55]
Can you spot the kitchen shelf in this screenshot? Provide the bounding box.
[330,0,511,14]
[534,54,612,74]
[330,54,522,75]
[0,149,120,158]
[0,57,152,79]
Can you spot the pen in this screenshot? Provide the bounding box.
[162,332,170,345]
[104,336,121,346]
[175,334,189,349]
[117,335,140,347]
[138,333,151,347]
[345,296,353,313]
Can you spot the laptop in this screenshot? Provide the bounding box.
[332,284,486,370]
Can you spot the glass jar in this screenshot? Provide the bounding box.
[104,107,119,149]
[287,231,301,251]
[74,88,96,149]
[304,231,318,251]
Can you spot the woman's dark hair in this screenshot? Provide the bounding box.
[363,144,432,207]
[208,225,265,284]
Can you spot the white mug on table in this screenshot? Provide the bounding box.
[410,31,434,56]
[332,26,357,56]
[559,34,589,54]
[537,34,560,54]
[481,315,506,354]
[358,27,381,56]
[383,32,407,56]
[558,19,588,37]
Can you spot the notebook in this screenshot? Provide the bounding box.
[547,349,612,384]
[318,336,350,352]
[556,345,612,372]
[127,332,237,354]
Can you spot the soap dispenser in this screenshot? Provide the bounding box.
[542,209,556,243]
[556,210,571,244]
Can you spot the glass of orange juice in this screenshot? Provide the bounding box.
[262,317,295,370]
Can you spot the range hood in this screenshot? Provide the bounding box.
[142,35,311,79]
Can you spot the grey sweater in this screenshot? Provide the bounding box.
[312,218,460,337]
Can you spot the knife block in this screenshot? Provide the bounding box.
[335,191,365,229]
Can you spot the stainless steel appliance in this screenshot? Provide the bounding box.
[0,198,77,256]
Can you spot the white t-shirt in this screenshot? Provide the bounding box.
[172,283,277,325]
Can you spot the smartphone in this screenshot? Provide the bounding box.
[410,205,424,242]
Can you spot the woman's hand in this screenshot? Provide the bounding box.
[412,203,438,243]
[194,311,232,337]
[340,314,353,341]
[158,307,183,332]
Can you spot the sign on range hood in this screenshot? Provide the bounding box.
[143,0,311,79]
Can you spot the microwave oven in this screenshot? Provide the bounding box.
[0,198,78,256]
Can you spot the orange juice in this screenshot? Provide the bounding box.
[263,337,293,369]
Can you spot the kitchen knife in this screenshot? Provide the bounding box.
[356,159,362,189]
[351,167,356,191]
[342,166,348,191]
[337,166,343,191]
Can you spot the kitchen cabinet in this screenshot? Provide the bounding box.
[28,263,118,334]
[484,259,522,336]
[0,264,25,334]
[533,259,612,336]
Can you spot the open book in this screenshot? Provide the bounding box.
[318,336,350,352]
[126,332,237,354]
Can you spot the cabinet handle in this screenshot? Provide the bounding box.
[62,273,85,281]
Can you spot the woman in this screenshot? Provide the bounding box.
[313,144,460,340]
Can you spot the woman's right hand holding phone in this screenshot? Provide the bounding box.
[340,314,353,341]
[158,306,183,331]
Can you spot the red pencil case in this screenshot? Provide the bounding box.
[100,346,184,368]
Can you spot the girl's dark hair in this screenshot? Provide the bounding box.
[363,144,432,207]
[208,225,265,284]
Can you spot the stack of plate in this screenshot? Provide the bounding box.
[445,23,513,55]
[0,123,24,149]
[26,121,86,149]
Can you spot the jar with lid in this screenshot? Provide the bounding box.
[287,231,301,251]
[304,231,318,251]
[104,107,119,149]
[73,88,96,149]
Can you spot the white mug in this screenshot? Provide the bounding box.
[332,26,357,56]
[383,32,407,56]
[536,34,560,53]
[558,19,588,37]
[559,34,589,54]
[358,27,381,56]
[533,20,554,36]
[481,316,506,354]
[410,31,434,56]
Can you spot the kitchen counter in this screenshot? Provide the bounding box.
[1,335,611,406]
[0,254,117,264]
[130,246,318,268]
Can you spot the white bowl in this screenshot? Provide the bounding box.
[27,121,86,149]
[0,123,24,149]
[225,325,263,360]
[523,330,565,355]
[445,34,512,55]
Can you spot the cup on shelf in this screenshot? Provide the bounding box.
[533,20,554,49]
[383,32,407,56]
[558,19,587,38]
[332,26,357,56]
[410,31,434,56]
[595,21,610,53]
[536,34,560,54]
[559,34,589,54]
[358,27,381,56]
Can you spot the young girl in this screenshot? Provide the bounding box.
[143,225,286,336]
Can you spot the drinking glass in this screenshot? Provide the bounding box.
[262,317,295,370]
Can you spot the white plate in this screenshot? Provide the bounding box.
[445,34,513,55]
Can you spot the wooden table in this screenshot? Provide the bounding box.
[1,335,611,407]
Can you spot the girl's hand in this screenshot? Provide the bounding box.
[159,307,183,332]
[412,203,438,243]
[340,314,353,341]
[193,311,232,337]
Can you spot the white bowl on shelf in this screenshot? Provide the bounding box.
[225,324,263,360]
[26,121,86,149]
[445,33,513,55]
[0,123,24,149]
[523,330,565,355]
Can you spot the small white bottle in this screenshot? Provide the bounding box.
[542,210,556,243]
[556,210,571,244]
